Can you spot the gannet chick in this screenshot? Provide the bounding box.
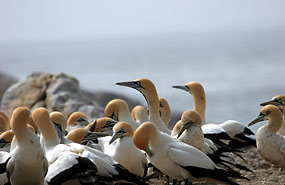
[172,82,249,150]
[171,110,204,151]
[105,99,140,131]
[159,97,171,127]
[109,122,147,177]
[260,95,285,135]
[0,113,9,134]
[67,111,89,133]
[7,107,48,185]
[133,122,246,184]
[116,78,171,135]
[248,105,285,169]
[131,105,148,125]
[0,130,14,152]
[33,107,146,185]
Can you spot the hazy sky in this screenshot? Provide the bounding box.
[1,0,285,43]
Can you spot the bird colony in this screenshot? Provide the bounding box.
[0,78,284,185]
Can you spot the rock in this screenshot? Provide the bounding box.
[0,72,17,102]
[0,72,105,120]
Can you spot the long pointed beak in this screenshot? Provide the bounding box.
[82,132,109,143]
[104,120,117,129]
[248,113,265,126]
[109,130,125,145]
[177,121,193,138]
[116,81,139,89]
[260,99,281,106]
[172,85,189,92]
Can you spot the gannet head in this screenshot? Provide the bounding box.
[50,111,67,131]
[67,112,89,127]
[10,107,31,134]
[0,130,14,148]
[116,78,158,106]
[66,128,88,143]
[86,117,117,132]
[133,121,157,151]
[260,95,285,112]
[159,97,171,126]
[131,105,148,121]
[32,107,59,144]
[0,111,10,132]
[173,81,205,99]
[178,110,202,138]
[109,122,133,144]
[27,116,38,134]
[105,99,130,121]
[248,105,283,132]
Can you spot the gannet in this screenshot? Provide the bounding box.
[159,97,171,127]
[0,130,14,152]
[104,99,140,131]
[133,121,247,184]
[0,113,9,134]
[67,112,89,133]
[172,110,252,172]
[116,78,171,135]
[131,105,148,125]
[248,105,285,169]
[7,107,48,185]
[171,110,204,151]
[172,81,254,149]
[109,122,148,177]
[33,107,146,185]
[260,95,285,135]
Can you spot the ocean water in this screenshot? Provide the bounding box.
[1,31,285,133]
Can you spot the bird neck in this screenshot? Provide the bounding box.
[145,90,160,121]
[193,95,206,124]
[267,112,283,133]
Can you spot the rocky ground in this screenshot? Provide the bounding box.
[148,147,285,185]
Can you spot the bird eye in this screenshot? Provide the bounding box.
[277,99,283,104]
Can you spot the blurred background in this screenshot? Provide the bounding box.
[1,0,285,132]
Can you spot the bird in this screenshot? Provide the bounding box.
[109,121,148,177]
[172,81,255,149]
[0,130,14,152]
[32,107,147,185]
[6,107,48,185]
[159,97,171,127]
[133,121,247,184]
[116,78,171,135]
[260,95,285,135]
[131,105,148,125]
[248,104,285,169]
[171,110,204,151]
[104,99,140,131]
[67,111,89,133]
[0,112,9,134]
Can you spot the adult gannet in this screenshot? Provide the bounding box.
[172,110,252,172]
[67,111,89,133]
[0,112,9,134]
[260,95,285,135]
[133,121,247,184]
[0,130,14,152]
[159,97,171,127]
[109,122,148,177]
[248,105,285,169]
[172,81,255,149]
[7,107,48,185]
[131,105,148,125]
[171,110,204,151]
[116,78,171,135]
[32,107,146,185]
[104,99,140,131]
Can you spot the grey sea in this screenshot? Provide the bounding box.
[1,30,285,133]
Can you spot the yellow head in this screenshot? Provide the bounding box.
[133,121,157,150]
[50,111,67,131]
[67,112,88,126]
[104,99,129,121]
